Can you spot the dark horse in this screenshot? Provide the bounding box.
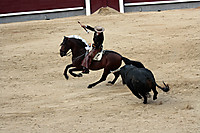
[60,36,144,88]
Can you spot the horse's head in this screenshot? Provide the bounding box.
[60,36,71,57]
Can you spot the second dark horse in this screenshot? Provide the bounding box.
[60,36,144,88]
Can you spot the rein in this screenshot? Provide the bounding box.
[72,52,85,61]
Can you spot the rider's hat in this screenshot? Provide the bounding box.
[94,26,105,33]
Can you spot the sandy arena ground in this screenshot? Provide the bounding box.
[0,8,200,133]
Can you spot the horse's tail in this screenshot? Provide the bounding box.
[122,57,145,68]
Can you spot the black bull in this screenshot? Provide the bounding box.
[120,65,169,104]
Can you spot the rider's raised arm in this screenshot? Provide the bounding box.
[86,25,95,32]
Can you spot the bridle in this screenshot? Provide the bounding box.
[60,37,86,59]
[66,50,72,56]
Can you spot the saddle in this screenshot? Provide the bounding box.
[87,43,104,61]
[93,50,104,61]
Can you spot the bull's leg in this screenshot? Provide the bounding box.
[88,68,110,88]
[108,71,120,84]
[152,86,158,100]
[139,91,148,104]
[69,68,83,77]
[127,83,142,99]
[143,95,148,104]
[64,64,73,80]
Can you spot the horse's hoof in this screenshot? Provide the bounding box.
[64,74,69,80]
[77,73,83,77]
[108,81,114,84]
[88,84,93,88]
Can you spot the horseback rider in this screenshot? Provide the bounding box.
[80,24,105,74]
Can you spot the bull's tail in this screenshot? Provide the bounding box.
[156,81,170,92]
[122,57,145,68]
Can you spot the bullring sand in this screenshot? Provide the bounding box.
[0,7,200,133]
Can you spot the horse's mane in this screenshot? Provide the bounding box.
[66,35,89,49]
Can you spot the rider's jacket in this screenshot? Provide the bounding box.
[86,25,104,49]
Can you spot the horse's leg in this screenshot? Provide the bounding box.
[108,71,120,84]
[69,68,83,77]
[88,68,110,88]
[64,64,73,80]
